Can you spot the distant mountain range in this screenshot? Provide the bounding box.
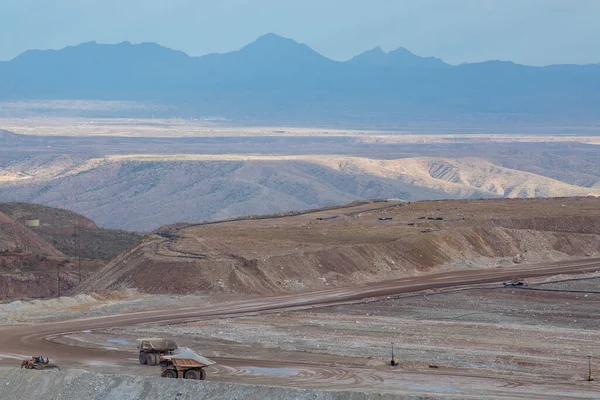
[1,33,599,125]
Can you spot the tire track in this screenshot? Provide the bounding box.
[1,258,600,396]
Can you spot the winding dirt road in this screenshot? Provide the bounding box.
[3,257,600,359]
[2,257,600,398]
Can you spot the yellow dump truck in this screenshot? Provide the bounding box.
[160,348,216,380]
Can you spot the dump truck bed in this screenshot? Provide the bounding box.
[137,338,178,352]
[161,348,216,368]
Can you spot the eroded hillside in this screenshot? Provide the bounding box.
[0,211,61,255]
[0,203,141,260]
[2,153,599,231]
[0,204,140,300]
[76,197,600,296]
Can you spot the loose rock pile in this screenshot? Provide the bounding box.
[0,368,423,400]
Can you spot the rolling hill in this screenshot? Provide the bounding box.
[0,203,141,300]
[0,203,142,260]
[0,211,61,256]
[0,153,598,231]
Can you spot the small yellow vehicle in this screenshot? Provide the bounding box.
[20,356,60,371]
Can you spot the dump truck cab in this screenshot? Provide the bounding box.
[137,337,178,366]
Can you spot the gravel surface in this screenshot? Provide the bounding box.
[104,275,600,381]
[0,368,434,400]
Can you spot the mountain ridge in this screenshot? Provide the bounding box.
[1,33,599,124]
[6,34,599,67]
[348,45,450,68]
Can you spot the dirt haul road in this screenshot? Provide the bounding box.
[2,258,600,398]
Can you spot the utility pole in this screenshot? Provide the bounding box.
[56,263,61,298]
[73,219,77,257]
[91,232,95,259]
[390,342,399,367]
[74,219,82,284]
[15,230,21,253]
[78,230,82,284]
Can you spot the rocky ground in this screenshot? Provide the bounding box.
[103,274,600,382]
[4,272,600,398]
[0,369,404,400]
[2,198,600,398]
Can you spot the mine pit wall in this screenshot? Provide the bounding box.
[0,369,419,400]
[252,227,600,288]
[76,225,600,296]
[0,272,79,300]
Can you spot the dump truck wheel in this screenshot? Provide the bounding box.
[199,369,206,380]
[146,353,157,366]
[139,352,147,365]
[162,369,177,378]
[184,369,199,380]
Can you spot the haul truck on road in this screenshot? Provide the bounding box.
[160,348,216,380]
[137,338,178,366]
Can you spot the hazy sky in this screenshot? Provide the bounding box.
[1,0,598,65]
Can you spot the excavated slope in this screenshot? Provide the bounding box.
[0,205,136,300]
[0,211,62,256]
[76,198,600,296]
[0,202,142,261]
[0,211,69,299]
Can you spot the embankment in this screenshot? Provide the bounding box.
[75,199,600,296]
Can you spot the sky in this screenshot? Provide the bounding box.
[1,0,599,65]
